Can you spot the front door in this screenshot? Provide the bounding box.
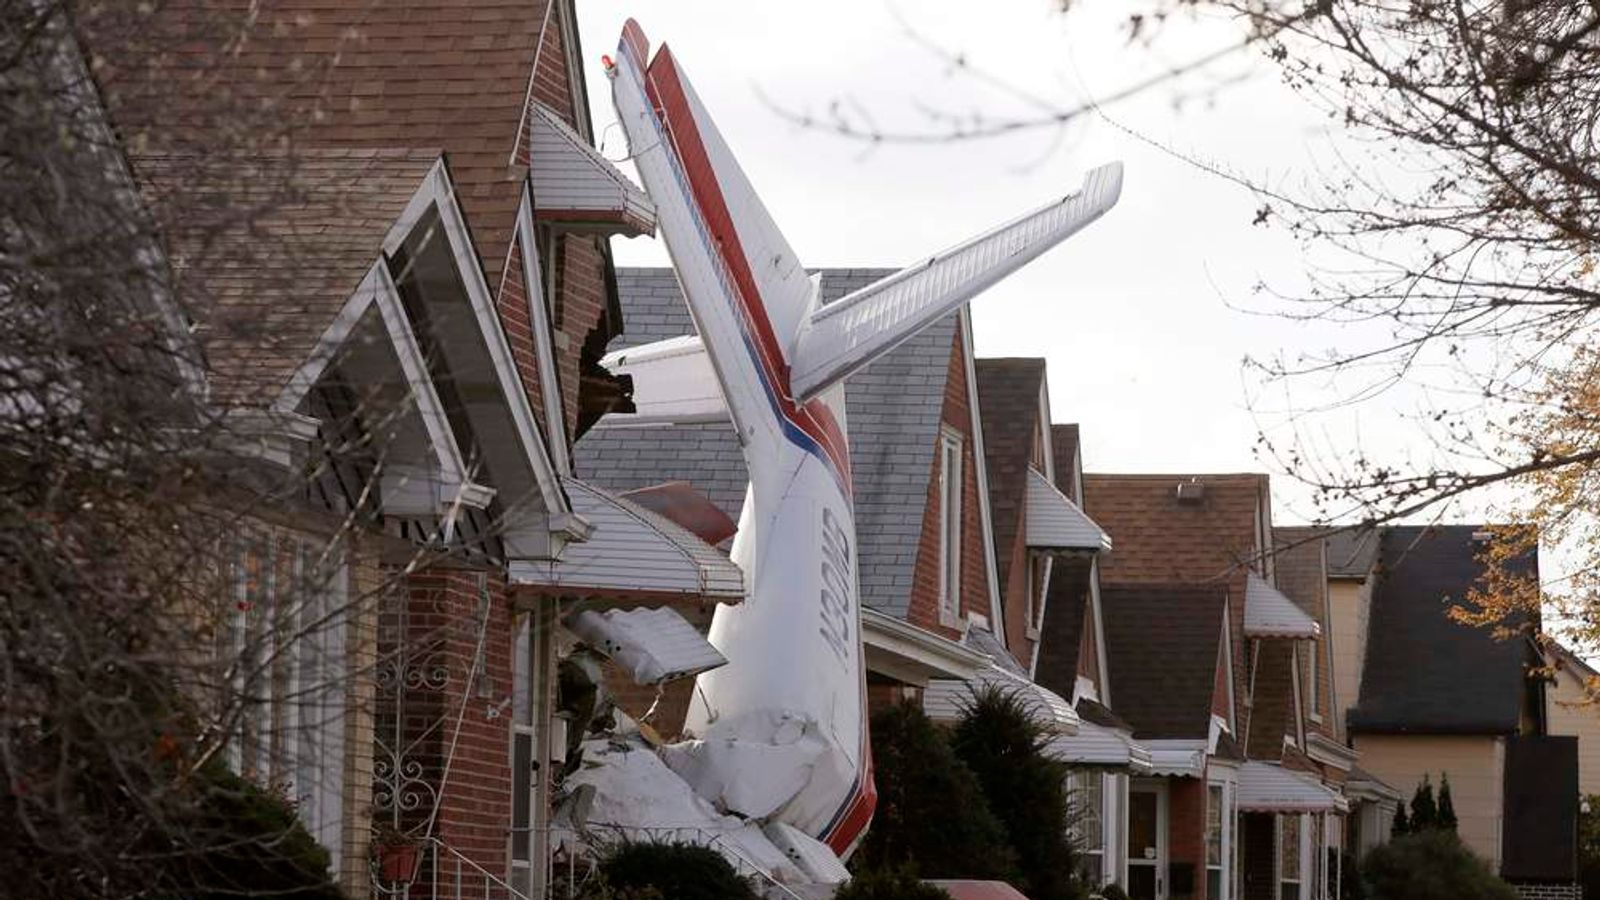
[1127,779,1168,900]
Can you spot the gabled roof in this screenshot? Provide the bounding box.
[1101,584,1229,740]
[1083,473,1268,585]
[1349,525,1538,735]
[1272,527,1330,619]
[576,268,959,620]
[100,0,585,291]
[1032,566,1088,700]
[1244,573,1320,639]
[140,149,440,408]
[974,358,1047,589]
[1324,527,1382,578]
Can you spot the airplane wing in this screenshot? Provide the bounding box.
[596,334,728,427]
[788,162,1123,404]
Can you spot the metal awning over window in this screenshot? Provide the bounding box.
[509,477,745,602]
[924,662,1080,734]
[1024,468,1112,553]
[528,103,655,236]
[1044,718,1152,772]
[1237,761,1348,813]
[1244,573,1321,639]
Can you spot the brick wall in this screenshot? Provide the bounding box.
[1247,640,1295,761]
[905,329,995,644]
[379,566,517,893]
[1170,778,1207,900]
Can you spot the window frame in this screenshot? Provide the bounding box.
[937,428,964,625]
[1069,770,1107,886]
[1279,812,1305,900]
[1206,780,1232,900]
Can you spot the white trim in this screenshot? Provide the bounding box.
[384,158,568,517]
[1221,605,1238,732]
[937,426,964,627]
[959,309,1006,643]
[269,261,492,514]
[1090,558,1111,709]
[1128,778,1170,899]
[1289,644,1306,748]
[515,184,573,476]
[1306,733,1359,771]
[862,607,988,685]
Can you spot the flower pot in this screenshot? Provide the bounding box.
[377,841,420,882]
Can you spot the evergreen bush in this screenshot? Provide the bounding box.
[588,841,757,900]
[951,687,1089,900]
[854,701,1017,881]
[1360,830,1516,900]
[1437,773,1458,833]
[1410,775,1438,830]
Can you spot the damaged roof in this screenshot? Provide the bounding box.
[575,268,957,620]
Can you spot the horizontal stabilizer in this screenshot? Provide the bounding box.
[595,334,727,427]
[789,162,1123,403]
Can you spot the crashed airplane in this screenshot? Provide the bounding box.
[562,17,1123,887]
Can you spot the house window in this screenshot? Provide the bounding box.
[1069,770,1105,884]
[1207,782,1230,899]
[226,532,349,866]
[1279,813,1304,900]
[938,429,963,621]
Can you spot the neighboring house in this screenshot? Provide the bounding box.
[97,4,756,898]
[1084,474,1346,900]
[1340,525,1577,896]
[577,268,1008,730]
[1546,641,1600,797]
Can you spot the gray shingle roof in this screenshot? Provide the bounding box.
[574,267,956,620]
[1349,525,1539,735]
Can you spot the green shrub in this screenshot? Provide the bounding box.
[1361,830,1516,900]
[834,867,953,900]
[180,759,342,899]
[588,840,757,900]
[951,687,1089,900]
[855,702,1017,881]
[1094,884,1130,900]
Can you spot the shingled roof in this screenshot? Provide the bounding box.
[98,0,579,291]
[141,149,440,407]
[1051,424,1082,504]
[1101,584,1229,740]
[1348,525,1540,735]
[1324,527,1382,579]
[975,359,1047,592]
[575,268,958,620]
[1083,473,1268,586]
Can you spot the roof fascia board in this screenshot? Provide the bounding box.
[863,607,988,683]
[1305,732,1358,771]
[1221,604,1238,733]
[401,158,568,516]
[960,308,1006,641]
[515,184,573,475]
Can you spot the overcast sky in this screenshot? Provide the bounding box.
[572,1,1476,528]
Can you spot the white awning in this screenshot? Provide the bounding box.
[1043,719,1152,772]
[1024,469,1112,553]
[1244,573,1321,639]
[862,608,988,686]
[1237,761,1348,813]
[509,477,746,601]
[1144,739,1208,777]
[924,663,1080,734]
[528,103,655,236]
[566,606,726,685]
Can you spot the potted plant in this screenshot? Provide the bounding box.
[373,824,421,883]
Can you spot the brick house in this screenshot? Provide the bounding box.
[92,3,762,897]
[576,268,1036,732]
[1082,474,1347,900]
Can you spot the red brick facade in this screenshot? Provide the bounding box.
[905,328,995,641]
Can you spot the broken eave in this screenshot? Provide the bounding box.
[508,476,745,602]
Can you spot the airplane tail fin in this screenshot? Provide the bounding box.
[608,21,816,432]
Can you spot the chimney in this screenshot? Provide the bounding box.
[1176,478,1206,505]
